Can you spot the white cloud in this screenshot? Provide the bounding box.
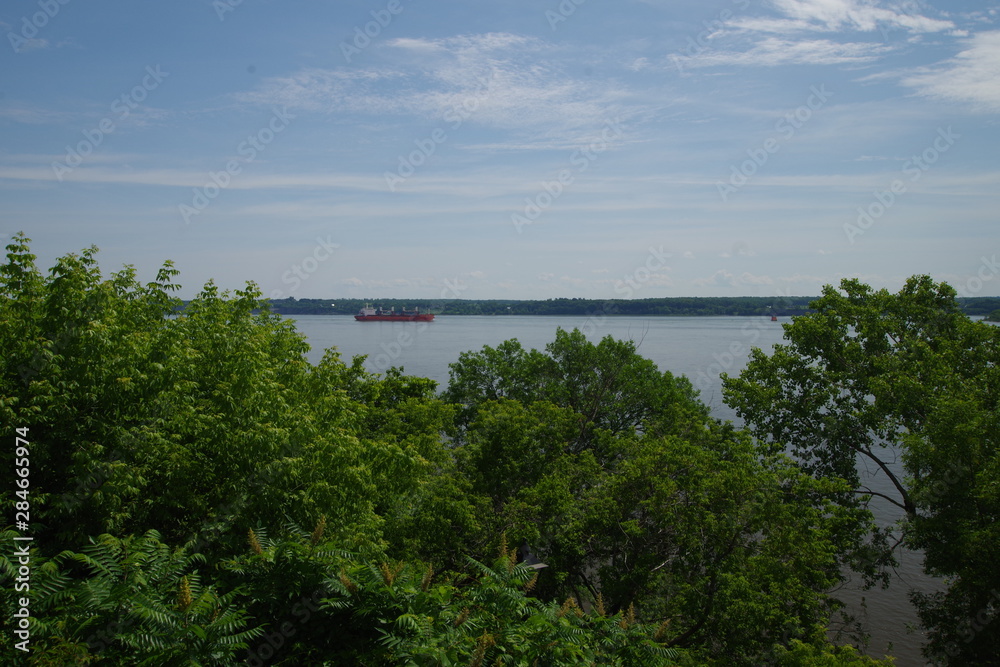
[13,38,50,52]
[0,163,389,192]
[237,33,635,138]
[234,68,399,115]
[730,241,756,257]
[692,269,737,287]
[903,31,1000,112]
[670,1,954,72]
[726,17,818,35]
[692,270,774,287]
[739,272,775,285]
[646,273,675,287]
[776,273,833,289]
[676,37,890,68]
[765,0,954,34]
[0,106,78,125]
[629,57,651,71]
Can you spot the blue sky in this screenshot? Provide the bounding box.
[2,0,998,300]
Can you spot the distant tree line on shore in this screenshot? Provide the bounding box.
[261,295,1000,318]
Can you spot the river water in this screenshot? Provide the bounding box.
[288,313,939,664]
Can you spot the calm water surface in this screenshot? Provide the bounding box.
[289,314,939,665]
[291,314,775,417]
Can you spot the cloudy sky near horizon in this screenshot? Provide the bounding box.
[2,0,998,300]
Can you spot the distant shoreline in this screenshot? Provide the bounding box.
[290,312,790,321]
[260,296,1000,318]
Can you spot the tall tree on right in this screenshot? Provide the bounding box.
[723,275,1000,664]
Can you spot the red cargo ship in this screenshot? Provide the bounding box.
[354,304,434,322]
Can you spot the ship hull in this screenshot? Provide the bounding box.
[354,314,435,322]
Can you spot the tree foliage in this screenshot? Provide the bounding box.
[322,541,683,666]
[434,328,887,664]
[723,275,1000,664]
[1,528,261,665]
[0,234,445,559]
[0,236,908,664]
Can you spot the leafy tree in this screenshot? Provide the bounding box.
[722,276,1000,664]
[0,234,450,561]
[0,236,902,664]
[444,327,706,445]
[772,639,898,666]
[437,328,884,663]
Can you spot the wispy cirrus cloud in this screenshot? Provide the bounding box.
[676,36,891,68]
[0,106,78,125]
[902,30,1000,112]
[762,0,954,34]
[692,270,775,288]
[674,0,955,70]
[0,162,388,192]
[235,33,638,138]
[0,102,171,131]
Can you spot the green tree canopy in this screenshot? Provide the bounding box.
[427,327,886,663]
[0,234,460,561]
[443,328,707,444]
[723,275,1000,664]
[0,236,898,665]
